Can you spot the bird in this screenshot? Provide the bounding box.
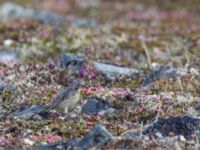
[43,78,85,113]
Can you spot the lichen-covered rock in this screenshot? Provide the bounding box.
[77,124,113,149]
[93,62,139,80]
[143,64,186,86]
[143,116,200,139]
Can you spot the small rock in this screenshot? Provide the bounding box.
[143,64,186,85]
[0,81,4,95]
[186,107,199,117]
[187,104,200,117]
[0,51,18,63]
[4,83,16,91]
[77,124,113,149]
[120,130,139,140]
[11,105,46,120]
[194,105,200,111]
[93,62,139,80]
[98,108,117,116]
[143,116,200,139]
[82,98,116,115]
[59,53,85,73]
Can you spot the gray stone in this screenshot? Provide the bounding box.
[0,2,65,24]
[11,105,46,120]
[59,53,85,73]
[93,62,139,80]
[82,98,116,115]
[0,51,18,63]
[29,125,113,149]
[77,124,113,149]
[98,108,117,116]
[69,17,97,28]
[143,64,186,86]
[121,130,139,140]
[186,105,200,117]
[0,81,4,95]
[143,116,200,139]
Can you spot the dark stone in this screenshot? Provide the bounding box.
[11,105,46,120]
[27,125,112,150]
[143,116,200,139]
[0,81,4,95]
[195,105,200,111]
[143,64,186,86]
[82,98,117,116]
[77,124,113,149]
[93,62,139,80]
[59,53,85,73]
[82,98,113,115]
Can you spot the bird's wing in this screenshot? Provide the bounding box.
[44,86,73,112]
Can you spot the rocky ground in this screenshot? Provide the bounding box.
[0,0,200,149]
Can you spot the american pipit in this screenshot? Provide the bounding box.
[44,78,85,113]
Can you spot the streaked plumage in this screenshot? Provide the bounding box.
[44,78,84,113]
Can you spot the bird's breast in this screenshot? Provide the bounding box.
[57,91,80,112]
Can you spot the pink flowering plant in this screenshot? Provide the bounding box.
[80,86,133,97]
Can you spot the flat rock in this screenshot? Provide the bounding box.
[11,105,46,120]
[77,124,113,149]
[143,64,186,86]
[93,62,139,80]
[27,138,81,150]
[59,53,85,73]
[143,116,200,139]
[82,98,116,115]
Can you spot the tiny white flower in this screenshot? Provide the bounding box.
[24,138,35,146]
[4,39,13,46]
[190,68,199,75]
[179,135,186,142]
